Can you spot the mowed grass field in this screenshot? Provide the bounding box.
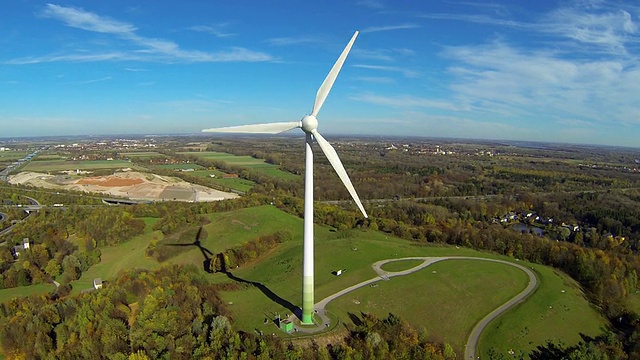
[329,259,529,356]
[207,208,606,352]
[0,282,55,303]
[22,159,137,172]
[192,170,255,193]
[479,267,606,358]
[178,151,298,180]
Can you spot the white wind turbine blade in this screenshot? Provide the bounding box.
[312,130,368,218]
[311,31,359,117]
[202,121,300,134]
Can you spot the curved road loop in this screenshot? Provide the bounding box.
[290,256,537,360]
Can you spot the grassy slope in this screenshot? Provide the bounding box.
[178,151,298,180]
[329,259,529,356]
[0,283,55,303]
[70,218,163,294]
[627,292,640,314]
[479,266,607,358]
[0,204,608,355]
[22,159,136,172]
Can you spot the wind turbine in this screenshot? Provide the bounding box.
[203,31,367,325]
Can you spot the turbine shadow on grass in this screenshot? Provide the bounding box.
[223,270,300,318]
[166,227,214,273]
[167,227,300,317]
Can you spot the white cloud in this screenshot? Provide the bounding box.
[539,6,640,54]
[361,24,421,33]
[351,93,467,111]
[265,36,322,46]
[188,24,236,38]
[354,76,396,84]
[440,40,640,126]
[353,64,421,78]
[41,4,136,34]
[356,0,385,10]
[16,4,273,64]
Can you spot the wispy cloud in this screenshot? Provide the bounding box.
[124,67,149,72]
[357,0,385,10]
[419,1,640,55]
[354,76,396,84]
[539,5,640,55]
[354,64,421,78]
[11,4,273,64]
[188,24,236,38]
[78,76,112,84]
[440,40,640,126]
[353,48,414,62]
[265,36,322,46]
[361,24,421,33]
[351,93,467,111]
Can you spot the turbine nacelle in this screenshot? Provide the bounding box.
[301,115,318,133]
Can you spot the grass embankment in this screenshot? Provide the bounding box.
[479,265,607,358]
[0,283,55,303]
[330,259,528,356]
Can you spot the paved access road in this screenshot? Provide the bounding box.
[291,256,537,359]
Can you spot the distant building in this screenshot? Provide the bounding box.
[22,238,31,249]
[93,278,103,289]
[222,174,238,179]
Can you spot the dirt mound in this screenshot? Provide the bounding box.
[9,171,238,202]
[78,177,144,187]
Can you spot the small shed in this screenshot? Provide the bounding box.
[280,319,293,333]
[22,238,30,249]
[93,278,103,289]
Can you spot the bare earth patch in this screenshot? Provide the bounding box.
[9,171,238,202]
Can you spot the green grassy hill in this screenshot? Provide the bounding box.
[2,204,607,356]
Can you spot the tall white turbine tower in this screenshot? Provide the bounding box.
[203,31,367,325]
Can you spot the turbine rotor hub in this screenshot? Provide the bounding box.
[301,115,318,133]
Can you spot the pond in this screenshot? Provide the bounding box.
[512,222,545,236]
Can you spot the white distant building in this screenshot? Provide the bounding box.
[93,278,103,289]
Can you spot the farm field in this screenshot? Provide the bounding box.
[479,266,607,358]
[152,163,204,170]
[21,159,137,172]
[0,151,28,161]
[178,151,298,180]
[120,151,167,159]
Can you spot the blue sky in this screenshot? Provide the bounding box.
[1,1,639,147]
